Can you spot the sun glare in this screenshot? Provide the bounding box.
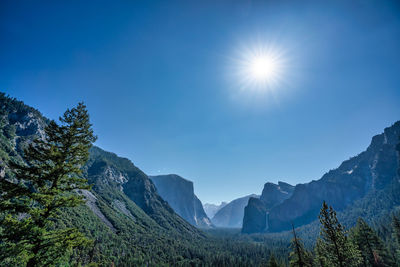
[250,55,279,81]
[235,43,286,91]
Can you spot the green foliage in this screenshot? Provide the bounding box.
[314,237,329,267]
[393,214,400,264]
[0,103,97,266]
[289,224,313,267]
[317,201,362,267]
[267,254,280,267]
[350,218,394,266]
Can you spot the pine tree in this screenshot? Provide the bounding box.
[289,223,313,267]
[317,201,362,267]
[267,253,280,267]
[314,237,330,267]
[0,103,97,266]
[350,218,394,266]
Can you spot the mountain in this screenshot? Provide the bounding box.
[203,202,227,218]
[86,149,205,234]
[242,182,294,233]
[243,121,400,233]
[150,174,212,228]
[0,93,281,265]
[212,194,259,228]
[0,93,207,265]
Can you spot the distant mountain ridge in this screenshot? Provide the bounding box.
[212,194,259,228]
[242,121,400,233]
[203,202,227,218]
[150,174,212,228]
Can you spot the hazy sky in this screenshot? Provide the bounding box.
[1,0,400,204]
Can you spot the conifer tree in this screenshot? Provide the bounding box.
[350,218,394,267]
[314,237,329,267]
[0,103,97,266]
[289,223,313,267]
[267,253,280,267]
[317,201,362,267]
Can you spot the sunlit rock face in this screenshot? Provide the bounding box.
[0,94,49,179]
[11,111,46,140]
[245,121,400,233]
[242,182,294,233]
[150,174,213,228]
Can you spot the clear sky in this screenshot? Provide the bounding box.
[1,0,400,204]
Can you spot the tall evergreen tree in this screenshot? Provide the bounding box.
[317,201,362,267]
[289,223,313,267]
[350,218,394,267]
[314,237,329,267]
[0,103,97,266]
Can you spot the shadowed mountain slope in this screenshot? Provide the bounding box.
[242,182,294,233]
[242,121,400,233]
[150,174,212,228]
[212,194,259,228]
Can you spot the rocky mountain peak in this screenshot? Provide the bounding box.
[260,181,294,207]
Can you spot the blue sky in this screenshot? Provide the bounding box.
[1,0,400,204]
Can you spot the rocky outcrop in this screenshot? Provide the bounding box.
[259,182,294,207]
[242,182,294,233]
[150,174,212,228]
[0,93,48,179]
[212,194,259,228]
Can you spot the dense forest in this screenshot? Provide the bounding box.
[1,93,400,266]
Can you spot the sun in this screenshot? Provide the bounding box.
[250,55,279,82]
[235,43,286,91]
